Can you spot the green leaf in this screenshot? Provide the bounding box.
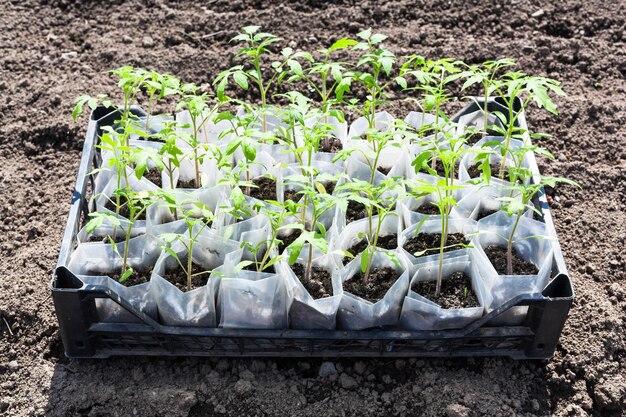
[370,33,388,44]
[329,38,358,52]
[360,250,369,273]
[357,28,372,41]
[242,25,260,35]
[235,260,254,272]
[233,72,249,90]
[120,267,133,283]
[242,142,256,162]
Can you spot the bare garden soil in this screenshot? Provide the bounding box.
[0,0,625,416]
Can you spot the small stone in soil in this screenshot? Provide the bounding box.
[164,259,211,292]
[484,245,539,275]
[403,233,470,257]
[344,267,399,303]
[292,264,333,299]
[412,271,479,309]
[143,167,162,187]
[250,177,277,201]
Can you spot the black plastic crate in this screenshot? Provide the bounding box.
[51,104,574,359]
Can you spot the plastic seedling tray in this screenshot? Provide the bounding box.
[50,101,574,359]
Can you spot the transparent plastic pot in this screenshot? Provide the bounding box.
[398,217,478,267]
[66,234,159,323]
[399,251,492,331]
[451,183,531,222]
[151,233,241,327]
[333,214,403,261]
[303,114,347,164]
[217,248,289,329]
[93,167,158,235]
[456,108,504,133]
[280,245,343,330]
[474,212,556,325]
[458,137,530,188]
[336,251,410,330]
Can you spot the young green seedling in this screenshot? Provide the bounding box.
[410,127,480,297]
[491,71,565,178]
[337,177,402,284]
[85,188,154,283]
[152,120,185,193]
[459,58,517,134]
[141,70,180,133]
[498,175,579,275]
[283,168,346,283]
[176,82,224,187]
[215,26,309,135]
[239,199,299,273]
[284,37,356,122]
[404,178,467,297]
[157,190,215,291]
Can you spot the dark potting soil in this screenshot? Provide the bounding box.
[403,233,470,257]
[319,137,343,153]
[177,178,199,189]
[344,267,399,303]
[320,181,336,195]
[484,245,539,275]
[86,234,126,244]
[279,229,302,253]
[466,162,503,179]
[412,271,479,309]
[465,129,501,146]
[377,166,391,175]
[164,258,211,292]
[416,203,440,215]
[95,267,152,288]
[346,200,367,223]
[284,188,301,203]
[476,208,499,221]
[292,263,333,299]
[419,162,457,178]
[249,176,277,201]
[343,234,398,265]
[242,262,276,274]
[104,196,147,221]
[143,167,162,187]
